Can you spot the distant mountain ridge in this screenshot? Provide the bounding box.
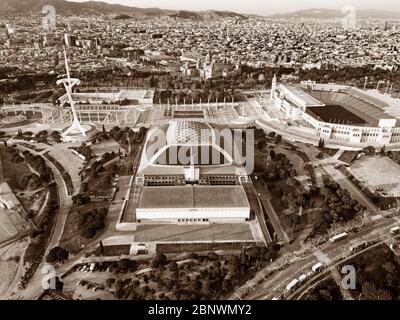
[1,1,399,20]
[0,0,247,19]
[266,8,400,20]
[0,0,172,15]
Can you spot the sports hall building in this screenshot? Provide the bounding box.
[132,120,251,223]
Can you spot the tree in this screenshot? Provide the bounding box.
[78,209,107,239]
[117,258,131,270]
[362,146,375,156]
[141,285,150,296]
[105,278,116,288]
[46,246,69,263]
[377,289,392,300]
[361,282,378,299]
[271,186,283,197]
[51,131,62,143]
[168,261,178,271]
[191,280,202,291]
[269,149,276,160]
[188,252,199,260]
[316,152,324,159]
[151,252,167,268]
[99,240,104,255]
[257,139,266,150]
[222,278,232,291]
[72,193,91,205]
[207,252,218,261]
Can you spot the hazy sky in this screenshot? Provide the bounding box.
[71,0,400,15]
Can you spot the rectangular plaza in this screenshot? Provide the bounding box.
[350,156,400,196]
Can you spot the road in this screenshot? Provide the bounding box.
[242,211,397,300]
[12,145,73,300]
[242,181,273,243]
[122,140,144,223]
[16,145,73,251]
[288,238,388,300]
[320,164,379,213]
[253,179,290,243]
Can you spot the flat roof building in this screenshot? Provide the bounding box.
[130,120,250,224]
[59,89,154,106]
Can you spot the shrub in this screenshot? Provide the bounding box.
[46,246,69,263]
[78,209,107,239]
[151,253,167,268]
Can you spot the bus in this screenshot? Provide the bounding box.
[312,262,323,273]
[390,226,400,235]
[71,149,86,161]
[285,279,299,292]
[328,232,348,243]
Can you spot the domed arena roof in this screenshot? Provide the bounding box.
[142,121,236,168]
[166,121,214,146]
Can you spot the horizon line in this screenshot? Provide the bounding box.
[64,1,400,17]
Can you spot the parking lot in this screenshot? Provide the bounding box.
[350,156,400,196]
[132,223,255,242]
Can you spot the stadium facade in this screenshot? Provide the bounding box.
[270,78,400,145]
[132,120,251,223]
[58,89,154,106]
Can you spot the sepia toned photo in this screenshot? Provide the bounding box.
[0,0,400,312]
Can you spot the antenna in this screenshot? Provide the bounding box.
[63,47,71,82]
[57,48,86,138]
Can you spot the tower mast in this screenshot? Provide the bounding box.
[57,47,86,137]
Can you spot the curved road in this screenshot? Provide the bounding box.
[241,211,398,300]
[289,238,388,300]
[12,144,73,300]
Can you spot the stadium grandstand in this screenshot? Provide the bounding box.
[58,89,154,106]
[270,78,400,145]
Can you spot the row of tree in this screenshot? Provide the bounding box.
[311,178,366,237]
[112,245,280,300]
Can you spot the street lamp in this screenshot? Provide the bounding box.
[363,76,368,91]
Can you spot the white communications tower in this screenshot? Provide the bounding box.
[57,48,87,137]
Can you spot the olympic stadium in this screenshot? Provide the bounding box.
[270,78,400,146]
